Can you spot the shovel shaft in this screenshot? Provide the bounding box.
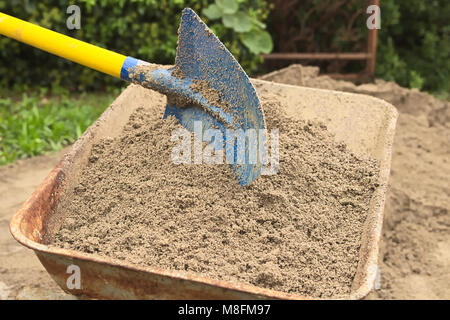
[0,12,127,79]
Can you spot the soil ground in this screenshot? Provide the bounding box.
[0,150,67,299]
[1,64,449,299]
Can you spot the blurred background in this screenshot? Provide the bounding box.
[0,0,449,165]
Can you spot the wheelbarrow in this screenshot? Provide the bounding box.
[10,79,398,299]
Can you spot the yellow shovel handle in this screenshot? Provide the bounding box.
[0,12,126,78]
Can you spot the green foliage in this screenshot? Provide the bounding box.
[376,0,450,95]
[242,29,272,54]
[0,91,113,165]
[1,1,447,95]
[0,0,271,91]
[202,0,272,54]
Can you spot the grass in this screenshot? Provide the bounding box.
[0,89,117,166]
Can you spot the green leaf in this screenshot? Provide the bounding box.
[241,30,273,54]
[233,12,252,33]
[202,4,223,20]
[222,12,252,33]
[216,0,239,15]
[250,16,266,29]
[409,70,424,90]
[222,14,235,29]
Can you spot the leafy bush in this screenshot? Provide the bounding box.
[0,0,271,91]
[376,0,450,96]
[1,1,447,95]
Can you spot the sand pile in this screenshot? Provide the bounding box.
[261,64,450,299]
[51,90,379,298]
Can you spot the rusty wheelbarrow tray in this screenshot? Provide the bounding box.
[10,79,398,299]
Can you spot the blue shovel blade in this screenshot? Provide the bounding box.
[123,8,266,186]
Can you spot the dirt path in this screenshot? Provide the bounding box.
[0,149,68,299]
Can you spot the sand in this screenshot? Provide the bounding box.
[261,64,450,299]
[2,64,447,299]
[50,90,379,298]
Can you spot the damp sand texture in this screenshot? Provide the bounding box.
[51,91,380,298]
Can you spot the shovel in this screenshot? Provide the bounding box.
[0,8,266,186]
